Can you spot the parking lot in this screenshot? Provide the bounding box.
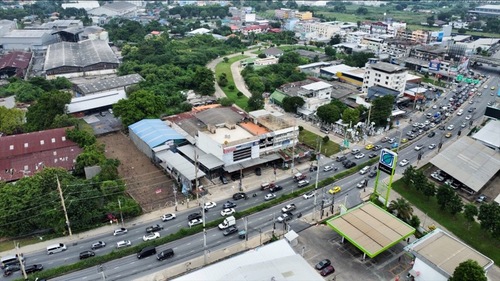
[292,224,414,281]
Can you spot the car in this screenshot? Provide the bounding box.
[269,185,283,192]
[465,114,472,120]
[447,125,454,130]
[476,194,487,203]
[469,99,474,104]
[439,125,445,130]
[368,153,377,158]
[203,202,217,210]
[146,224,163,233]
[373,145,382,151]
[188,212,202,221]
[344,161,356,168]
[365,144,374,150]
[309,165,318,172]
[491,86,495,90]
[282,204,297,213]
[320,265,335,277]
[431,172,445,182]
[401,138,408,143]
[445,132,452,138]
[428,143,436,149]
[232,192,247,200]
[461,122,466,128]
[255,167,262,176]
[328,186,341,194]
[188,218,203,227]
[222,226,239,236]
[143,232,160,241]
[24,264,44,274]
[264,193,277,201]
[161,213,176,222]
[354,153,365,159]
[293,172,307,181]
[426,113,432,118]
[428,132,435,137]
[113,228,128,236]
[91,241,106,250]
[116,240,132,249]
[3,264,21,276]
[388,138,395,144]
[351,148,360,155]
[357,179,368,189]
[336,155,346,162]
[220,208,235,216]
[303,192,315,199]
[414,144,424,151]
[220,175,228,184]
[487,101,493,106]
[399,159,410,166]
[468,107,475,113]
[315,259,331,270]
[277,213,293,223]
[432,104,437,109]
[381,137,390,143]
[368,170,377,178]
[323,165,334,172]
[359,166,370,174]
[484,85,488,89]
[297,180,309,187]
[230,173,243,181]
[222,201,237,209]
[79,250,95,260]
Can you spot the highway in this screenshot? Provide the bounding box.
[7,78,497,280]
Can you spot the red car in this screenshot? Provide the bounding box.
[320,265,335,276]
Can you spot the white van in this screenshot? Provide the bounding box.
[1,254,24,268]
[47,243,67,255]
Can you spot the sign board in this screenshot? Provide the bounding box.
[429,60,440,71]
[455,74,463,82]
[378,149,397,175]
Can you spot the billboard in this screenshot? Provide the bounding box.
[429,60,441,71]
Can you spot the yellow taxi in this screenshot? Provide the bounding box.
[328,186,342,194]
[365,144,374,150]
[445,132,452,138]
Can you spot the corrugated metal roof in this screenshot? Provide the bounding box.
[156,150,205,181]
[177,145,224,170]
[75,74,143,95]
[129,119,184,149]
[0,51,32,70]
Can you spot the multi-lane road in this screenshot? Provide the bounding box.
[7,77,497,281]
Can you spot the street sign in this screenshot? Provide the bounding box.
[378,149,397,175]
[456,75,463,82]
[343,139,349,148]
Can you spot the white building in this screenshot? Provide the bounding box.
[363,60,407,94]
[346,31,369,44]
[0,29,59,51]
[296,21,356,40]
[62,1,100,10]
[297,81,333,115]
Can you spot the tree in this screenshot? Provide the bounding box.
[458,27,467,34]
[329,34,341,45]
[422,182,436,199]
[449,259,487,281]
[464,204,478,230]
[316,103,341,124]
[0,107,24,135]
[409,215,421,229]
[66,128,97,148]
[344,52,375,67]
[370,95,394,126]
[388,198,413,222]
[113,89,166,128]
[426,15,435,27]
[282,96,305,113]
[322,135,329,143]
[478,203,500,238]
[325,46,337,58]
[402,166,416,186]
[476,46,482,54]
[447,193,464,216]
[218,97,234,106]
[342,108,359,126]
[248,92,264,110]
[25,91,72,132]
[356,7,368,15]
[412,170,427,192]
[436,185,454,210]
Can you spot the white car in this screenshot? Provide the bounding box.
[303,192,315,199]
[323,165,334,172]
[447,125,454,130]
[465,115,472,120]
[143,232,160,242]
[354,153,365,159]
[399,159,410,167]
[432,105,437,109]
[414,144,424,151]
[203,202,217,210]
[461,122,466,128]
[359,166,370,175]
[264,193,276,201]
[277,213,293,223]
[457,110,463,116]
[116,240,132,249]
[188,218,203,227]
[428,143,436,149]
[113,228,128,236]
[431,172,445,182]
[220,208,235,216]
[161,213,176,222]
[388,138,395,144]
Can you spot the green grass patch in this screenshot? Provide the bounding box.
[392,180,500,265]
[298,129,340,157]
[215,55,249,109]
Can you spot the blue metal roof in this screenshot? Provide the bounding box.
[129,119,184,149]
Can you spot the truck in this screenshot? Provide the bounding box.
[281,204,296,213]
[293,173,307,182]
[218,216,236,230]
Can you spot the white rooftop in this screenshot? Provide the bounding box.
[472,120,500,149]
[321,64,357,74]
[207,125,253,144]
[301,81,332,91]
[3,29,49,38]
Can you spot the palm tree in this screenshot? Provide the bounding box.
[388,198,414,222]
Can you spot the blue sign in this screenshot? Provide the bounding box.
[379,149,396,168]
[429,60,440,71]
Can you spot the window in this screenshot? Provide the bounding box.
[51,138,56,143]
[62,136,66,141]
[24,143,28,148]
[9,145,14,150]
[40,140,45,145]
[53,151,57,156]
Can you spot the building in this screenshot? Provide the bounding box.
[346,31,369,44]
[0,29,59,51]
[295,11,312,21]
[54,26,108,43]
[0,127,82,182]
[129,119,185,160]
[275,8,296,19]
[241,24,269,35]
[61,1,100,10]
[67,74,143,114]
[471,119,500,151]
[296,81,333,116]
[88,1,137,17]
[44,40,119,78]
[263,47,284,58]
[363,60,407,95]
[0,51,32,79]
[469,4,500,17]
[0,20,16,38]
[405,228,494,281]
[25,20,83,31]
[296,21,356,41]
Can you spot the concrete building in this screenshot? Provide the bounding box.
[263,47,284,58]
[0,20,16,38]
[0,29,59,51]
[346,31,369,44]
[296,21,356,41]
[129,119,185,160]
[44,40,119,78]
[295,11,313,21]
[88,1,137,17]
[469,4,500,17]
[297,81,333,116]
[62,1,100,10]
[275,8,296,19]
[25,20,83,31]
[363,60,407,95]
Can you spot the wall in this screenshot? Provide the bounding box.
[413,258,447,281]
[129,130,154,159]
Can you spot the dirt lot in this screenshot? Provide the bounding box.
[98,132,175,212]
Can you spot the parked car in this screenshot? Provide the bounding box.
[431,172,445,182]
[91,241,106,250]
[161,213,176,222]
[255,167,262,176]
[476,194,487,203]
[315,259,331,270]
[113,228,128,236]
[220,175,228,184]
[79,251,95,260]
[320,265,335,277]
[428,132,435,137]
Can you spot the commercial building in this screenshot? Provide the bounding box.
[362,60,407,95]
[469,4,500,17]
[295,21,356,40]
[0,51,32,78]
[88,1,138,17]
[0,29,59,51]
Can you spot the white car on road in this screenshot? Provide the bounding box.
[354,153,365,159]
[399,159,410,167]
[203,202,217,210]
[465,115,472,120]
[116,240,132,249]
[428,144,436,149]
[323,165,334,172]
[447,125,454,130]
[220,208,235,216]
[143,232,160,242]
[264,193,277,201]
[414,144,424,151]
[303,192,315,199]
[161,213,176,222]
[188,218,203,227]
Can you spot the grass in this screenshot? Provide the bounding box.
[0,236,49,252]
[392,180,500,265]
[298,129,340,157]
[215,55,249,109]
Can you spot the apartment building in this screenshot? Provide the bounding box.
[363,60,407,95]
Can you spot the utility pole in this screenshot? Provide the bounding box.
[313,139,322,221]
[244,217,248,249]
[97,264,106,281]
[56,176,72,237]
[194,144,199,204]
[202,195,207,265]
[291,119,297,174]
[118,199,124,227]
[14,242,27,280]
[239,168,243,192]
[173,183,178,212]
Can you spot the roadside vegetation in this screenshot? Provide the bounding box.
[298,128,340,157]
[215,55,249,109]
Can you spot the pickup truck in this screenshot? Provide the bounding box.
[293,173,307,182]
[281,204,296,213]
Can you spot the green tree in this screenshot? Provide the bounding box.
[409,215,421,229]
[342,108,359,126]
[282,96,305,113]
[388,198,413,222]
[322,135,329,143]
[447,193,464,216]
[464,204,478,230]
[0,107,24,135]
[458,27,467,34]
[412,170,427,192]
[74,144,107,176]
[449,259,487,281]
[329,34,341,45]
[316,103,341,124]
[50,114,78,129]
[402,166,416,187]
[66,128,97,148]
[422,181,436,199]
[344,52,375,67]
[325,46,337,58]
[113,90,166,128]
[478,203,500,238]
[426,15,435,26]
[371,95,394,126]
[25,91,72,132]
[248,92,264,110]
[436,185,454,210]
[356,7,368,15]
[218,97,234,106]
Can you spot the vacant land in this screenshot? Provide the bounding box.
[215,55,249,109]
[98,133,176,212]
[299,129,341,157]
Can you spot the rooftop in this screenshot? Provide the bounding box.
[0,51,32,70]
[195,107,245,126]
[472,120,500,149]
[128,119,185,149]
[3,29,50,38]
[301,81,332,91]
[75,74,143,95]
[204,125,254,145]
[429,137,500,192]
[368,62,406,73]
[44,40,119,70]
